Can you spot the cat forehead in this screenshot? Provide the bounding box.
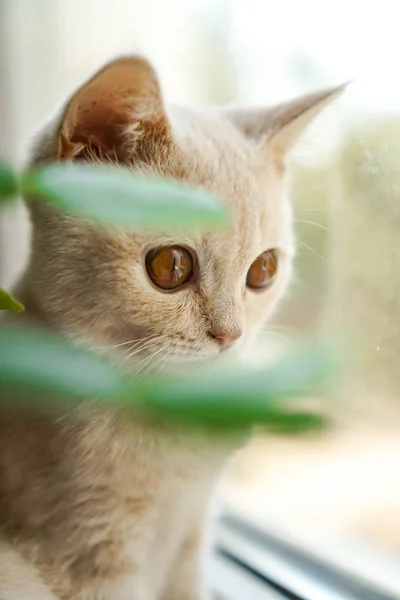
[167,104,250,155]
[164,105,284,213]
[131,105,293,258]
[171,106,291,231]
[167,104,255,186]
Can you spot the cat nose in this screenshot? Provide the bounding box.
[208,329,242,348]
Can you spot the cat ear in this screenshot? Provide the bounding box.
[227,83,348,160]
[56,56,170,161]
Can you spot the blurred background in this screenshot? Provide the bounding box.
[1,0,400,592]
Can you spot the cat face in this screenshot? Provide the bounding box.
[26,57,344,369]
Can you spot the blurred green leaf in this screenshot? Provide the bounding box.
[255,411,325,434]
[139,343,336,429]
[0,327,335,432]
[0,327,131,401]
[21,163,227,228]
[0,289,24,313]
[0,160,19,202]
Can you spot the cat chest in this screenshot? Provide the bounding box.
[120,448,220,597]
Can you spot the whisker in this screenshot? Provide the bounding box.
[102,334,155,350]
[297,239,325,260]
[295,219,338,237]
[133,344,167,373]
[124,336,162,361]
[137,348,171,381]
[298,207,328,215]
[119,337,162,360]
[113,337,164,367]
[157,355,177,378]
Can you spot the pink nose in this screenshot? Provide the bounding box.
[209,330,242,348]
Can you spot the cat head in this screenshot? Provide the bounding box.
[26,57,344,369]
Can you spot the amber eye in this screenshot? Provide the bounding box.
[145,246,193,290]
[246,250,278,290]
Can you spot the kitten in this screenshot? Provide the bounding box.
[0,57,343,600]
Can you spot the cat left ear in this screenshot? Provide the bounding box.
[227,83,348,160]
[56,56,170,162]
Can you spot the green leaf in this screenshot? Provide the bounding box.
[255,411,326,435]
[0,327,335,433]
[0,327,132,403]
[21,163,227,228]
[137,342,337,429]
[0,160,19,202]
[0,289,24,313]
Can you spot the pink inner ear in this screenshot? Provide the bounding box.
[56,57,168,162]
[71,91,132,159]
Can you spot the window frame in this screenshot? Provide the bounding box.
[208,511,399,600]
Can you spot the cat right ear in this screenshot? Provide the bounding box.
[56,56,171,162]
[227,83,348,164]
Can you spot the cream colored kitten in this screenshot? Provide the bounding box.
[0,57,343,600]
